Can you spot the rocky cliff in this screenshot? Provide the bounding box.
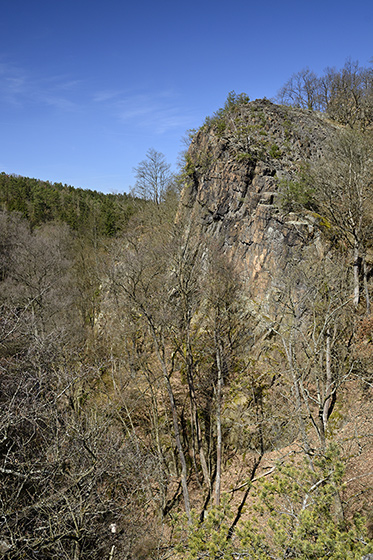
[178,99,340,312]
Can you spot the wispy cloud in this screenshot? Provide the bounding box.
[0,59,194,133]
[0,61,27,105]
[139,106,194,134]
[0,60,81,111]
[40,95,78,111]
[93,89,193,134]
[92,89,123,103]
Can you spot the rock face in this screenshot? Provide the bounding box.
[178,99,339,310]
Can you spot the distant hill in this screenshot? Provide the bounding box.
[0,172,138,236]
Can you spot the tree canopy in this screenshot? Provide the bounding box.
[277,59,373,128]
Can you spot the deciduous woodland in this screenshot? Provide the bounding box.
[1,61,373,559]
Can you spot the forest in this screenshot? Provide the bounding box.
[0,59,373,560]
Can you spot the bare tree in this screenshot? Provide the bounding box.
[108,228,192,522]
[200,243,245,506]
[273,252,355,453]
[0,352,156,559]
[324,59,373,129]
[277,59,373,129]
[132,148,174,206]
[311,129,373,312]
[277,68,321,110]
[171,231,211,491]
[0,210,158,559]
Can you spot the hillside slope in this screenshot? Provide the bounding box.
[172,98,373,555]
[1,99,372,559]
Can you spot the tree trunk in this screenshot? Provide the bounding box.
[214,327,223,507]
[186,330,211,489]
[150,327,191,522]
[321,329,332,450]
[227,455,263,539]
[353,240,360,309]
[163,363,191,521]
[363,254,371,315]
[283,336,311,454]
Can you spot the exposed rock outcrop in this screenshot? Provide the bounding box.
[178,99,339,310]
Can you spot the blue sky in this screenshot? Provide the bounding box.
[0,0,372,193]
